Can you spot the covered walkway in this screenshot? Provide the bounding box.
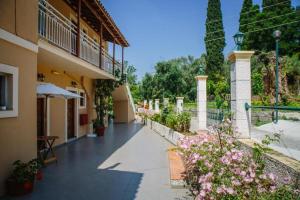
[4,122,189,200]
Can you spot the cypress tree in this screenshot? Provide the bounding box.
[239,0,260,50]
[205,0,225,81]
[259,0,299,55]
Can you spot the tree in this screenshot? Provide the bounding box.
[140,73,154,100]
[239,0,260,50]
[126,63,137,86]
[125,63,141,103]
[240,0,300,55]
[139,56,206,102]
[205,0,225,81]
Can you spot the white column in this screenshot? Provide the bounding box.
[155,99,160,113]
[163,98,169,108]
[149,99,153,110]
[228,51,254,138]
[176,97,184,113]
[143,100,147,108]
[195,75,208,130]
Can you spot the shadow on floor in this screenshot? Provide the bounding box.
[2,122,144,200]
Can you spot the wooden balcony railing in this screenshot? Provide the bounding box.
[38,0,122,76]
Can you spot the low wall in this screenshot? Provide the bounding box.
[145,119,185,145]
[239,139,300,189]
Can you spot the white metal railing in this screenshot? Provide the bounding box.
[38,0,77,54]
[38,0,123,76]
[80,30,100,67]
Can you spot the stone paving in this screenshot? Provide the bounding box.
[4,122,190,200]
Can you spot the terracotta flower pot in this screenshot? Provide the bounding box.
[96,126,105,136]
[6,178,34,196]
[23,181,33,192]
[36,170,43,181]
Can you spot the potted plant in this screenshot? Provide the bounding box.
[6,159,42,196]
[94,73,126,136]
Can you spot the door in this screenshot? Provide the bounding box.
[37,98,45,137]
[37,98,45,149]
[67,98,75,139]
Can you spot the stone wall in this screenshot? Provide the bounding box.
[146,119,185,145]
[239,139,300,189]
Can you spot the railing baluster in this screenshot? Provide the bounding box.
[38,0,117,76]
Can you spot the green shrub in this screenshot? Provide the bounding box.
[287,101,300,107]
[151,113,161,122]
[166,113,177,130]
[252,72,264,95]
[160,107,170,125]
[175,112,191,133]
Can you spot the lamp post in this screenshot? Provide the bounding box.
[273,30,281,124]
[233,31,244,51]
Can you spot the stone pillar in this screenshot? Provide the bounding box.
[195,75,208,130]
[163,98,169,108]
[155,99,160,113]
[149,99,153,110]
[228,51,254,138]
[143,100,147,108]
[176,97,184,113]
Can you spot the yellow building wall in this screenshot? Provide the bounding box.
[37,65,95,146]
[0,40,37,196]
[0,0,38,196]
[113,100,131,123]
[0,0,38,43]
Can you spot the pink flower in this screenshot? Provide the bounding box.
[270,185,276,193]
[258,187,266,193]
[240,171,246,176]
[216,187,224,194]
[243,176,253,183]
[268,173,276,181]
[283,176,291,184]
[204,160,213,169]
[250,171,256,178]
[232,179,241,186]
[199,190,206,197]
[259,174,267,180]
[233,168,241,175]
[202,182,212,191]
[226,187,235,195]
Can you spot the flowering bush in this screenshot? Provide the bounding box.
[178,120,299,200]
[136,108,155,123]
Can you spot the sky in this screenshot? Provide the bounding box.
[101,0,299,80]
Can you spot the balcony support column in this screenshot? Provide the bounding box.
[76,0,81,57]
[113,39,115,75]
[122,46,125,75]
[99,23,103,69]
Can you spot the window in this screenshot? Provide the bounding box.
[79,90,86,109]
[0,64,18,118]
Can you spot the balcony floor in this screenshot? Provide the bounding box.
[4,122,190,200]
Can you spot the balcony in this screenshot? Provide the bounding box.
[38,0,123,77]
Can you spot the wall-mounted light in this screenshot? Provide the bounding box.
[51,70,60,75]
[37,73,45,82]
[71,81,77,87]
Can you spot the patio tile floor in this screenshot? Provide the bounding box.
[3,122,190,200]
